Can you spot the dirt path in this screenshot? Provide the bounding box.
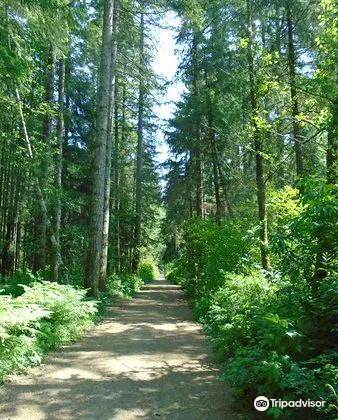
[0,277,238,420]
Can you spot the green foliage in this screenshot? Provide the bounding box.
[267,185,301,234]
[170,218,255,299]
[106,274,144,298]
[199,271,335,419]
[138,260,157,283]
[0,280,97,382]
[0,270,40,297]
[168,181,337,418]
[272,178,338,286]
[201,272,276,356]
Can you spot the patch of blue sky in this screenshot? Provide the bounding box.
[151,11,185,166]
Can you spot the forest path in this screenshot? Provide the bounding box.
[0,277,238,420]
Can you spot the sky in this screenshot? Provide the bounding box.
[151,12,185,165]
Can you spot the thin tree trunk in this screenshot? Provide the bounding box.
[33,49,55,272]
[15,88,62,268]
[207,93,222,223]
[119,79,127,272]
[132,12,145,274]
[286,3,303,186]
[114,78,121,274]
[327,98,338,183]
[247,0,270,270]
[84,0,114,297]
[51,58,65,283]
[63,60,71,182]
[192,32,204,218]
[99,0,119,290]
[2,163,16,274]
[205,87,233,218]
[215,153,234,219]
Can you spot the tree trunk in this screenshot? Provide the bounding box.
[327,98,338,183]
[119,79,127,272]
[84,0,114,297]
[99,0,119,290]
[207,93,222,223]
[113,77,121,274]
[15,88,62,269]
[192,32,204,218]
[286,3,303,187]
[313,64,338,284]
[246,0,270,270]
[132,12,145,274]
[51,58,65,283]
[33,49,55,272]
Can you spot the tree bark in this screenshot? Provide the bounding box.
[84,0,114,297]
[192,31,204,218]
[132,12,145,273]
[15,88,62,269]
[113,77,121,274]
[51,58,65,283]
[286,3,303,186]
[327,98,338,183]
[246,0,270,270]
[33,49,55,272]
[99,0,119,290]
[207,93,222,223]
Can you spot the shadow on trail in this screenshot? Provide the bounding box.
[0,278,237,420]
[1,365,229,420]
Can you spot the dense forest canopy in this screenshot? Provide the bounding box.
[0,0,164,293]
[0,0,337,418]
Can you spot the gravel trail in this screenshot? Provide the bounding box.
[0,277,237,420]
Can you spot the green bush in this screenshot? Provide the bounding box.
[170,218,256,298]
[201,272,277,356]
[107,273,144,298]
[272,178,338,289]
[168,179,338,419]
[138,260,157,283]
[0,270,40,297]
[200,271,335,419]
[0,281,97,382]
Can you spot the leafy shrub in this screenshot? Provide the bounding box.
[0,281,97,382]
[272,178,338,288]
[138,260,157,283]
[0,270,40,297]
[194,271,335,418]
[0,295,50,379]
[168,218,256,298]
[107,274,144,298]
[197,271,335,418]
[169,185,338,418]
[201,272,276,355]
[18,282,96,350]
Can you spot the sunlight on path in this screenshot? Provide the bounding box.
[0,278,238,420]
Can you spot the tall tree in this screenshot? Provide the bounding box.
[132,11,145,273]
[85,0,114,297]
[286,1,303,185]
[246,0,269,269]
[51,58,65,283]
[99,0,120,290]
[192,30,204,218]
[33,49,55,272]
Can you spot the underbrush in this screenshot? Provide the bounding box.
[166,181,338,419]
[106,273,144,298]
[138,260,157,283]
[0,281,96,382]
[169,264,337,418]
[0,270,145,382]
